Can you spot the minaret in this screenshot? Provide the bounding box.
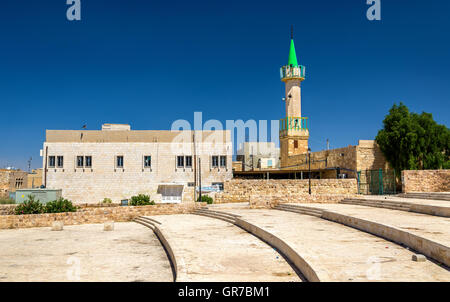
[279,27,309,168]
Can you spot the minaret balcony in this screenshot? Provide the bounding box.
[280,65,306,82]
[279,117,309,138]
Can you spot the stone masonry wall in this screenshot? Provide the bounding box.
[214,179,357,204]
[0,202,206,229]
[402,170,450,193]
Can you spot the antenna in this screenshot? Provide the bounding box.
[28,157,32,173]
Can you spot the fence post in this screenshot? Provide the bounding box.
[379,169,383,195]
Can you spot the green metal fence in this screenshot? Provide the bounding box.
[357,169,396,195]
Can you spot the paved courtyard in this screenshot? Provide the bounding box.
[0,222,173,282]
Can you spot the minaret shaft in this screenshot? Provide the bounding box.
[279,31,309,168]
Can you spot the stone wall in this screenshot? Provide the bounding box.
[214,178,357,204]
[249,193,355,209]
[0,170,28,198]
[402,170,450,193]
[0,202,206,229]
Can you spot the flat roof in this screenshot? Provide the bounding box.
[45,130,231,143]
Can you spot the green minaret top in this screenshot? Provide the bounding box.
[288,26,299,67]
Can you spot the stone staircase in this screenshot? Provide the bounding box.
[401,192,450,201]
[193,208,240,224]
[339,198,411,211]
[273,204,324,217]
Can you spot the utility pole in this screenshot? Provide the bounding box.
[198,157,202,202]
[326,139,329,151]
[193,132,197,202]
[28,157,32,173]
[308,147,312,195]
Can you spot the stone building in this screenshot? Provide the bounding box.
[281,140,389,178]
[42,124,232,204]
[0,169,28,198]
[27,169,43,188]
[236,142,280,171]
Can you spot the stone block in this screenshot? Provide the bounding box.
[103,221,114,231]
[412,254,426,262]
[51,221,64,231]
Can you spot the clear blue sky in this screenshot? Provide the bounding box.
[1,0,449,170]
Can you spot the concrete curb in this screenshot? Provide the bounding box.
[320,210,450,267]
[234,217,322,282]
[341,198,450,218]
[134,216,186,282]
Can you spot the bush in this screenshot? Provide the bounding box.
[15,195,44,215]
[45,198,77,213]
[197,195,213,204]
[0,197,15,204]
[129,194,155,206]
[101,198,112,204]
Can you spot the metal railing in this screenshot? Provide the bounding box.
[280,65,306,80]
[279,117,308,131]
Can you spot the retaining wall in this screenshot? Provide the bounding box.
[402,170,450,193]
[0,202,205,229]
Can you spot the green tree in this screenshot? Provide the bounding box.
[376,102,450,176]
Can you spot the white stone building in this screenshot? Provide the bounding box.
[42,124,232,204]
[236,142,280,171]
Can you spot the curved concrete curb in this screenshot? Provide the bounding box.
[134,216,186,282]
[234,217,321,282]
[194,209,321,282]
[341,198,450,218]
[320,211,450,267]
[153,224,189,282]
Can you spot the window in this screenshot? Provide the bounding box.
[177,156,184,168]
[294,140,298,149]
[48,156,55,168]
[85,156,92,168]
[57,156,64,168]
[144,156,151,168]
[211,156,219,168]
[77,156,84,168]
[185,156,192,168]
[116,156,124,168]
[15,178,24,188]
[220,156,227,167]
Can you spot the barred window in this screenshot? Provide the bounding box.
[185,156,192,168]
[144,156,151,168]
[220,156,227,167]
[48,156,55,168]
[116,156,124,168]
[77,156,84,168]
[57,156,64,168]
[85,156,92,168]
[211,156,219,167]
[177,156,184,168]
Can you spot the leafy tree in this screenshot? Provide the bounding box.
[376,102,450,176]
